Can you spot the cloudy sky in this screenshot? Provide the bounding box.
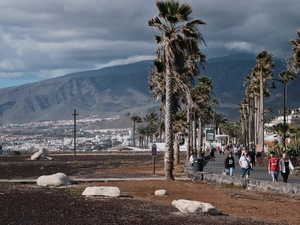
[0,0,299,88]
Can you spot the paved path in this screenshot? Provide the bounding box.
[0,177,191,183]
[202,153,300,184]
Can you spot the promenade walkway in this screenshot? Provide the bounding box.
[202,153,300,184]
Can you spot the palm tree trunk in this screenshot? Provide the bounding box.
[164,63,174,180]
[254,96,258,148]
[132,123,136,147]
[186,107,191,161]
[198,118,203,154]
[159,109,162,142]
[192,118,196,154]
[174,134,180,165]
[257,69,264,152]
[248,100,254,148]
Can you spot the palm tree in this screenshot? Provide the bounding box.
[148,0,206,180]
[130,115,142,147]
[189,76,214,156]
[244,51,274,152]
[143,112,158,126]
[279,70,297,115]
[173,110,187,165]
[143,112,159,145]
[271,123,300,145]
[220,121,241,144]
[213,113,228,135]
[289,29,300,73]
[136,125,147,149]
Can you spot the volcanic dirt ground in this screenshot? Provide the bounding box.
[0,152,299,225]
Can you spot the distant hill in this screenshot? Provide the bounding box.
[0,53,299,125]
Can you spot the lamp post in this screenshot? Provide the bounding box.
[73,109,78,160]
[270,79,286,150]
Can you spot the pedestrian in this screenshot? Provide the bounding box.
[224,151,235,176]
[239,150,251,178]
[237,146,242,159]
[209,146,216,161]
[217,146,220,155]
[221,144,224,155]
[233,145,237,158]
[268,151,281,182]
[280,152,294,183]
[200,146,205,157]
[189,152,196,167]
[248,148,256,170]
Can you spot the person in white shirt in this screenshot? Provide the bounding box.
[239,150,251,178]
[189,153,196,166]
[280,152,294,183]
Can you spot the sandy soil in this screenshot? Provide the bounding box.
[0,152,299,225]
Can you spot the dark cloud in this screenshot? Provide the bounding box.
[0,0,299,85]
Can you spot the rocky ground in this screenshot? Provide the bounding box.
[0,151,299,225]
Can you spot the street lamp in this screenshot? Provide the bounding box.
[269,79,287,150]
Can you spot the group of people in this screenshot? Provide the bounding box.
[223,149,295,183]
[189,144,295,183]
[268,151,295,182]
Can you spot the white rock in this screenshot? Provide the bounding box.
[172,199,221,215]
[37,173,73,186]
[82,186,121,197]
[31,150,43,160]
[155,189,168,196]
[31,149,51,160]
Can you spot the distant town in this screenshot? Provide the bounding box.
[0,116,133,152]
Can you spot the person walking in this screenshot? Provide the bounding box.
[280,152,294,183]
[239,150,251,178]
[224,151,235,176]
[189,152,196,167]
[248,148,256,170]
[209,146,216,161]
[268,151,281,182]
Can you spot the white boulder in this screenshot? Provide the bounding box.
[155,189,168,196]
[82,186,121,197]
[37,173,73,186]
[172,199,222,215]
[31,149,51,160]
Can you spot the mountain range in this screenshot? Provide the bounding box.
[0,53,299,125]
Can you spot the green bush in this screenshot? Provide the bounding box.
[267,139,300,157]
[287,138,300,156]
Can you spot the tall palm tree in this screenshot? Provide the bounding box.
[148,0,206,180]
[289,29,300,73]
[279,70,297,116]
[189,76,214,156]
[244,51,274,152]
[130,115,142,147]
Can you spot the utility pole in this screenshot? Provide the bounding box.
[73,109,78,160]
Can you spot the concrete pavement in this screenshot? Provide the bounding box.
[202,153,300,184]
